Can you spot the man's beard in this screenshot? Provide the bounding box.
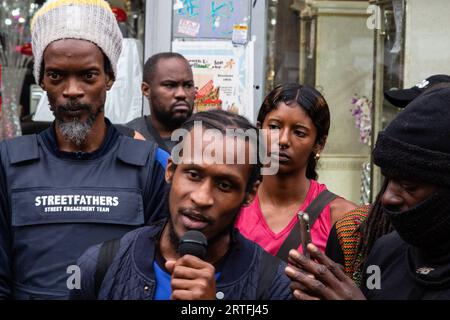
[152,103,193,131]
[52,102,103,147]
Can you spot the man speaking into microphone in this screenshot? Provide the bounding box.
[71,110,292,300]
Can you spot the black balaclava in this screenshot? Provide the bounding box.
[373,87,450,252]
[382,188,450,253]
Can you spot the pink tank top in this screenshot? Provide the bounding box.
[235,180,332,255]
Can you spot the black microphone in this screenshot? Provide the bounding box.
[178,230,208,260]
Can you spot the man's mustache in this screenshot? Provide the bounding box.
[57,102,92,113]
[179,208,212,225]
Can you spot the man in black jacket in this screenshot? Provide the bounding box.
[71,110,292,300]
[126,52,196,153]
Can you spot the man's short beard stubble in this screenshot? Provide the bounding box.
[152,102,193,131]
[52,103,103,147]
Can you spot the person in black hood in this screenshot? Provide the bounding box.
[285,86,450,300]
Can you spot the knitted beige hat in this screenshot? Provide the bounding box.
[31,0,123,83]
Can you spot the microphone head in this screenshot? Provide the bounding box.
[178,230,208,260]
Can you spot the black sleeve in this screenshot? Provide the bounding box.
[69,243,102,300]
[325,223,345,266]
[114,124,135,138]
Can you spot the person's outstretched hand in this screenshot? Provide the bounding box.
[285,243,366,300]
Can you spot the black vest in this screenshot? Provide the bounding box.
[1,134,157,299]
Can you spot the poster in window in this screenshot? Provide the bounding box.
[172,40,254,121]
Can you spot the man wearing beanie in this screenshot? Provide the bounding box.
[284,87,450,300]
[360,87,450,299]
[0,0,168,299]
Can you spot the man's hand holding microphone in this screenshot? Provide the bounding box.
[165,230,217,300]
